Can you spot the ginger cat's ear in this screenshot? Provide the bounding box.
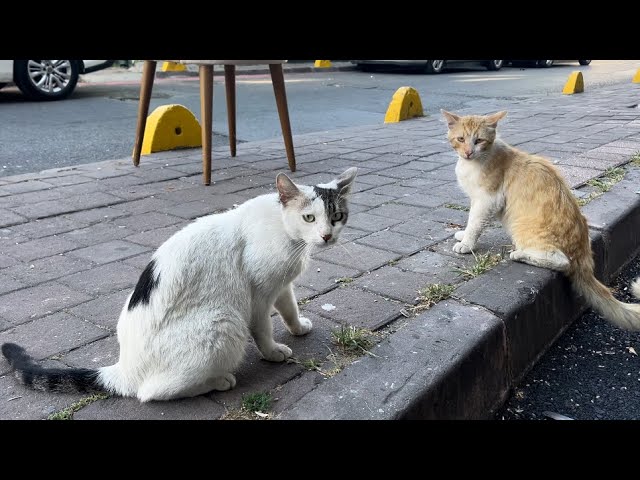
[484,111,507,128]
[441,109,460,129]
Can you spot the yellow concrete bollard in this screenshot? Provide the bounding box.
[314,60,332,68]
[633,69,640,83]
[384,86,424,123]
[161,61,186,72]
[141,104,202,155]
[562,71,584,95]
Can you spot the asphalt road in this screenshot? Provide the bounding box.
[0,60,637,177]
[496,253,640,420]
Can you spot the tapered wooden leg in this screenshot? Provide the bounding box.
[224,65,236,157]
[199,64,214,185]
[132,60,156,166]
[269,64,296,172]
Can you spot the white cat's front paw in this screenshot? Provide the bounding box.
[289,316,313,336]
[453,241,473,254]
[454,230,466,241]
[263,343,293,362]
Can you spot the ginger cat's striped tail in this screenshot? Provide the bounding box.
[570,260,640,331]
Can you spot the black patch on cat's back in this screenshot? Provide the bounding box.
[128,260,160,311]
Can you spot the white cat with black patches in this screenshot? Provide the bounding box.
[2,167,358,402]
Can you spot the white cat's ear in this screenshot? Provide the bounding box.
[484,111,507,128]
[276,173,301,206]
[336,167,358,196]
[441,109,460,129]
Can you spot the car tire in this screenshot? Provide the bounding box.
[13,60,80,101]
[536,60,554,68]
[578,60,592,66]
[485,60,504,71]
[424,60,445,74]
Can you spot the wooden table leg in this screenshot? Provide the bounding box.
[199,64,214,185]
[132,60,156,166]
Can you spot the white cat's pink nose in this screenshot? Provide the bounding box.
[322,234,332,242]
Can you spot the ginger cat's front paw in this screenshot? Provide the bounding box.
[453,241,473,254]
[263,343,293,362]
[289,316,312,336]
[454,230,466,241]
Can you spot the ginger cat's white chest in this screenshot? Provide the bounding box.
[455,158,487,198]
[455,157,506,216]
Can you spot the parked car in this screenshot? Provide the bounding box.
[0,60,114,100]
[510,60,592,68]
[351,59,505,74]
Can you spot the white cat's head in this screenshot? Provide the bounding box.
[276,167,358,247]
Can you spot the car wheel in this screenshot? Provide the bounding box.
[13,60,80,101]
[578,60,592,66]
[485,60,504,71]
[536,60,554,68]
[424,60,445,74]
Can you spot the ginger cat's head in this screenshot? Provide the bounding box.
[441,110,507,161]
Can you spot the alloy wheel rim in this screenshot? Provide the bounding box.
[27,60,72,94]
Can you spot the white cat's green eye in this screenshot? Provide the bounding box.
[331,212,344,222]
[456,137,464,142]
[302,214,315,223]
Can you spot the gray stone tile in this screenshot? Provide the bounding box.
[67,289,130,331]
[355,229,434,255]
[394,192,449,208]
[0,273,26,295]
[8,216,87,239]
[58,262,140,297]
[396,250,468,285]
[313,242,400,272]
[391,216,455,244]
[0,180,54,196]
[74,395,225,420]
[349,191,396,207]
[346,213,404,233]
[355,174,397,187]
[366,203,426,219]
[125,224,183,248]
[303,286,402,330]
[0,209,27,228]
[121,253,154,270]
[60,222,133,246]
[160,194,246,219]
[557,165,605,187]
[5,254,94,285]
[296,259,360,293]
[353,266,432,304]
[0,235,82,263]
[67,240,150,265]
[61,335,119,368]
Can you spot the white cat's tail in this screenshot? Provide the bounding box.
[570,262,640,331]
[1,342,116,395]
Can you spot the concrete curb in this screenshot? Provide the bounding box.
[280,168,640,419]
[155,63,358,78]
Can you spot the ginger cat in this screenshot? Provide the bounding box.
[441,109,640,331]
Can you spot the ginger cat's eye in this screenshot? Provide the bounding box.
[302,214,315,223]
[456,137,464,142]
[475,139,485,145]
